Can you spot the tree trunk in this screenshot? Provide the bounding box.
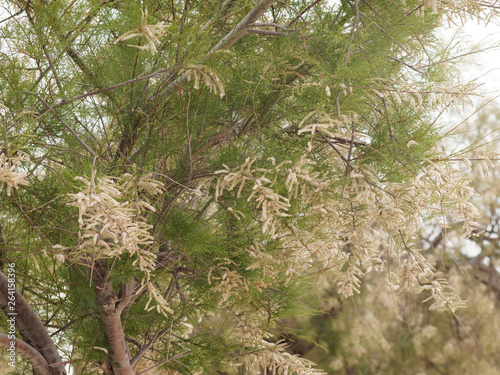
[92,262,133,375]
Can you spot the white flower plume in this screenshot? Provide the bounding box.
[114,8,168,55]
[0,153,30,196]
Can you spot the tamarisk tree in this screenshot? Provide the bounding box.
[0,0,496,374]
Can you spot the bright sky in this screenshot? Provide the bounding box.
[438,18,500,258]
[440,17,500,102]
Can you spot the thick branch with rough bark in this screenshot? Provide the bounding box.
[0,271,66,375]
[0,334,54,375]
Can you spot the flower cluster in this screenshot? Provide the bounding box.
[178,64,226,99]
[368,78,480,112]
[62,172,159,271]
[239,340,326,375]
[215,157,291,235]
[214,147,476,312]
[114,9,168,55]
[0,153,30,196]
[53,172,174,314]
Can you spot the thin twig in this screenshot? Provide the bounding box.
[53,68,174,109]
[381,96,394,141]
[12,200,46,242]
[286,0,323,28]
[135,350,190,375]
[323,135,349,165]
[345,123,356,177]
[0,9,23,24]
[386,55,429,78]
[344,0,360,64]
[130,327,170,368]
[30,94,97,159]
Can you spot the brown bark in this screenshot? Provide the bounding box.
[209,0,278,52]
[0,271,66,375]
[0,333,53,375]
[92,262,133,375]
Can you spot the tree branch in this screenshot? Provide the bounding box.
[135,350,190,375]
[247,29,287,36]
[130,327,168,368]
[149,0,277,102]
[53,68,174,110]
[209,0,277,52]
[32,94,97,159]
[0,334,53,375]
[65,46,97,81]
[92,262,133,375]
[286,0,323,28]
[249,22,292,29]
[124,336,142,349]
[0,271,66,374]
